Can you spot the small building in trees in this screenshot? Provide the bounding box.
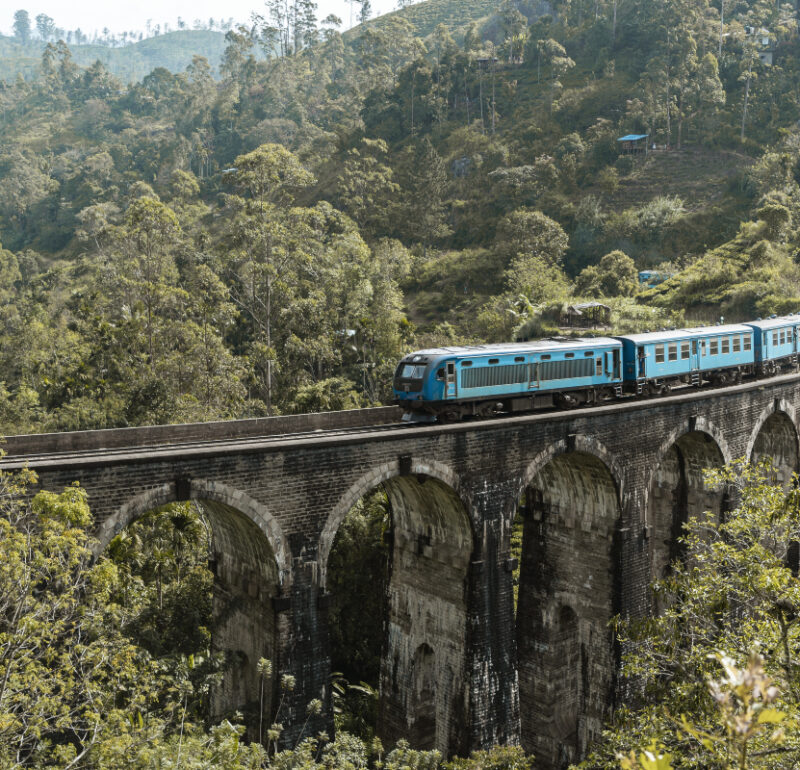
[562,301,611,328]
[617,133,649,154]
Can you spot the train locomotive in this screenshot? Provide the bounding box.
[393,315,800,422]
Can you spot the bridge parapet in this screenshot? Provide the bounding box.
[1,406,402,456]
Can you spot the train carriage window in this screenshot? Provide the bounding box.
[461,362,530,389]
[436,368,445,380]
[515,356,525,362]
[779,330,785,345]
[596,358,602,376]
[721,337,730,354]
[399,364,426,379]
[655,345,665,364]
[541,354,551,360]
[584,351,594,357]
[733,336,741,353]
[744,336,752,351]
[710,338,719,355]
[773,331,779,346]
[668,343,678,362]
[680,342,691,360]
[565,353,575,358]
[489,358,499,364]
[462,361,472,367]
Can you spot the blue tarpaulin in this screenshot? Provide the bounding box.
[617,134,649,141]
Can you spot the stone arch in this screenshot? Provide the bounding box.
[318,458,466,587]
[320,459,473,756]
[96,478,287,739]
[645,426,728,584]
[516,448,621,769]
[518,435,625,520]
[97,478,290,581]
[747,401,799,486]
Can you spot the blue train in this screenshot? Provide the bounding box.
[393,315,800,421]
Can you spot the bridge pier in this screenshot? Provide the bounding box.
[277,558,333,747]
[465,484,521,752]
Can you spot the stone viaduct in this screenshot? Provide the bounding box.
[3,374,800,769]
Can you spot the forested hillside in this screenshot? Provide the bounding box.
[0,30,231,82]
[2,1,800,767]
[0,0,799,435]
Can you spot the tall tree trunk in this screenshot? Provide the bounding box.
[266,275,272,415]
[464,69,471,125]
[741,71,751,141]
[612,0,618,42]
[479,69,484,133]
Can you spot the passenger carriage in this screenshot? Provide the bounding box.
[744,316,800,375]
[393,338,623,421]
[616,324,755,395]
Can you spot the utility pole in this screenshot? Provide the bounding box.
[491,59,496,133]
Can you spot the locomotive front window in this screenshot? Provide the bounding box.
[668,344,678,361]
[655,345,665,363]
[710,338,719,355]
[400,364,426,379]
[680,342,690,359]
[733,336,741,353]
[721,338,730,354]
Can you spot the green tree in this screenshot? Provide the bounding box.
[582,460,800,769]
[575,250,638,297]
[12,9,30,43]
[0,470,161,766]
[335,138,399,235]
[496,209,569,267]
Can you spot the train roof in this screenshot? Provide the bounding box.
[405,337,621,358]
[745,315,800,330]
[617,323,752,344]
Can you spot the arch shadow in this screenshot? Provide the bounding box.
[320,458,473,757]
[515,442,622,768]
[96,478,290,583]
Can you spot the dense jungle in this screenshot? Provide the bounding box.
[2,0,800,766]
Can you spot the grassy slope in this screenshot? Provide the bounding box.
[347,0,502,41]
[0,30,228,83]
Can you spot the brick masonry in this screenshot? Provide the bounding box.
[4,375,800,767]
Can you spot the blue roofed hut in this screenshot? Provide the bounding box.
[617,133,649,154]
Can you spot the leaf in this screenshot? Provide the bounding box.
[757,708,785,724]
